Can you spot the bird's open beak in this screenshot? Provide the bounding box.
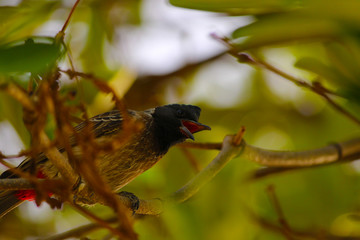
[180,120,211,140]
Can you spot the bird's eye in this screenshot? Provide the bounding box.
[176,109,185,118]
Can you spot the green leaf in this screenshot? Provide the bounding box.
[80,2,111,77]
[169,0,297,14]
[0,2,59,44]
[341,88,360,105]
[0,37,65,74]
[295,57,350,88]
[0,92,30,145]
[232,14,341,51]
[323,42,360,87]
[295,57,340,84]
[295,57,360,104]
[230,1,360,50]
[305,0,360,26]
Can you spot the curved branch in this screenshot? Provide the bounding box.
[242,138,360,167]
[179,137,360,167]
[0,133,243,215]
[37,133,244,239]
[4,137,360,202]
[6,134,360,240]
[179,137,360,180]
[69,133,244,215]
[105,133,244,214]
[169,134,243,203]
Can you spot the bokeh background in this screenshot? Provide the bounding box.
[1,0,360,239]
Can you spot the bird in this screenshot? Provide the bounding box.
[0,104,210,218]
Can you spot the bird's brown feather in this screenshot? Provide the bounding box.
[0,104,209,217]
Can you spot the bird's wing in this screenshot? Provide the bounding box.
[74,110,125,138]
[74,108,154,138]
[2,110,139,177]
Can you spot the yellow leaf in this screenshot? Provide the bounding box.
[88,68,136,116]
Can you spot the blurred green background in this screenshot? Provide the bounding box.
[0,0,360,239]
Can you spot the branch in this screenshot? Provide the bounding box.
[39,217,118,240]
[1,83,79,187]
[37,131,79,186]
[180,137,360,168]
[266,185,293,239]
[246,185,357,240]
[0,178,42,190]
[180,148,201,173]
[4,136,360,195]
[9,132,360,239]
[71,130,245,214]
[38,130,245,239]
[242,138,360,167]
[212,34,360,126]
[168,134,244,203]
[3,136,360,191]
[177,142,222,150]
[0,83,36,111]
[124,51,227,109]
[68,203,127,239]
[60,0,81,34]
[1,79,137,239]
[247,54,360,126]
[179,137,360,180]
[3,129,360,238]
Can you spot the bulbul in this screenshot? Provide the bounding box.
[0,104,210,218]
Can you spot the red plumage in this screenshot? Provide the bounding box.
[15,170,52,201]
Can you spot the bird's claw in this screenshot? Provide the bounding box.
[118,191,140,215]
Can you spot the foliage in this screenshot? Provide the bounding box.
[0,0,360,239]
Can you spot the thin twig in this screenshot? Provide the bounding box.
[266,185,293,239]
[1,82,79,187]
[177,142,222,150]
[246,208,319,240]
[233,126,246,146]
[38,130,78,186]
[0,83,36,111]
[253,56,360,125]
[246,186,354,240]
[60,0,81,33]
[61,70,129,119]
[319,93,360,126]
[180,148,201,173]
[69,203,127,239]
[59,70,141,238]
[250,167,298,180]
[38,217,117,240]
[2,73,137,238]
[213,34,360,126]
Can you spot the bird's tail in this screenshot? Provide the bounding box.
[0,190,23,218]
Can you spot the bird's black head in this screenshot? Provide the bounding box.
[152,104,210,153]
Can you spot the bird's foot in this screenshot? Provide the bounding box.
[118,191,140,215]
[72,183,98,205]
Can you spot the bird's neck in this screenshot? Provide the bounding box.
[151,119,183,154]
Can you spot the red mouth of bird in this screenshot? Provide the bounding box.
[180,120,211,140]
